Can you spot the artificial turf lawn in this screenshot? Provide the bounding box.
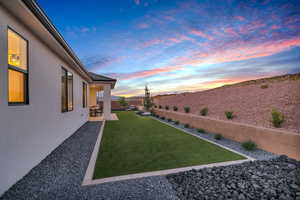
[93,111,245,179]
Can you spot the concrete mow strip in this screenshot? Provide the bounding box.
[82,115,254,186]
[82,121,106,185]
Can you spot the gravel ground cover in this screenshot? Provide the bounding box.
[167,155,300,200]
[152,117,277,160]
[0,122,178,200]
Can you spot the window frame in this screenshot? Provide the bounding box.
[61,67,68,112]
[61,67,74,113]
[82,82,87,108]
[7,27,29,105]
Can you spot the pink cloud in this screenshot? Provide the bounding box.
[190,30,214,40]
[239,21,265,34]
[271,25,280,30]
[108,66,183,80]
[234,16,245,21]
[168,34,195,44]
[137,23,149,29]
[142,39,163,47]
[224,27,239,37]
[173,37,300,66]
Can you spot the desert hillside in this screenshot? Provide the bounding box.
[153,73,300,134]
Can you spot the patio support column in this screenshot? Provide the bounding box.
[103,84,111,119]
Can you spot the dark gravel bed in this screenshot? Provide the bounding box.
[167,155,300,200]
[0,122,178,200]
[151,117,277,160]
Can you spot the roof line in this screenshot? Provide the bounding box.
[21,0,92,81]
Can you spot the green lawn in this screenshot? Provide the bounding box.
[93,111,245,179]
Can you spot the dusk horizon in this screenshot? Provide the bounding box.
[37,0,300,97]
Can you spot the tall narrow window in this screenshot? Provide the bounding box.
[61,68,68,112]
[8,28,28,104]
[67,71,73,111]
[61,68,73,112]
[82,82,87,108]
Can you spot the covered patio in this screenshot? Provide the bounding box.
[88,72,118,121]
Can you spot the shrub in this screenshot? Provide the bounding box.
[225,111,234,119]
[161,116,165,120]
[200,107,208,116]
[184,106,190,113]
[154,105,157,108]
[197,128,206,133]
[167,118,172,122]
[242,140,257,151]
[184,123,190,128]
[175,120,180,125]
[173,106,178,111]
[271,109,285,128]
[165,105,169,110]
[159,105,162,109]
[260,84,268,89]
[156,115,160,118]
[214,134,222,140]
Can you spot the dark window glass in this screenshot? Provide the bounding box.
[82,82,87,108]
[67,72,73,111]
[61,68,67,112]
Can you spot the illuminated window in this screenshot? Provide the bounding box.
[8,28,28,104]
[61,68,73,112]
[82,82,87,108]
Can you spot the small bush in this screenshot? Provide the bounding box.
[200,107,208,116]
[159,105,162,109]
[161,116,165,120]
[173,106,178,111]
[156,114,160,118]
[184,123,190,128]
[167,118,172,122]
[175,120,180,125]
[225,111,234,120]
[165,105,169,110]
[242,140,257,151]
[197,128,206,133]
[154,105,157,108]
[214,134,222,140]
[271,109,285,128]
[184,106,190,113]
[260,84,268,89]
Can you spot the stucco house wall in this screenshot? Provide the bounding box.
[0,5,89,195]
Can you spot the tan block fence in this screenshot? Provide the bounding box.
[154,109,300,160]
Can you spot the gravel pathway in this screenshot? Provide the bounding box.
[0,122,179,200]
[167,155,300,200]
[151,117,277,160]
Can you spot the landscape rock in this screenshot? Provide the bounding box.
[167,156,300,200]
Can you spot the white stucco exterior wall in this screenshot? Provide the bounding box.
[0,6,89,195]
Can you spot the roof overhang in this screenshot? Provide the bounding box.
[0,0,92,82]
[90,81,116,89]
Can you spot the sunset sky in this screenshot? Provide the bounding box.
[38,0,300,97]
